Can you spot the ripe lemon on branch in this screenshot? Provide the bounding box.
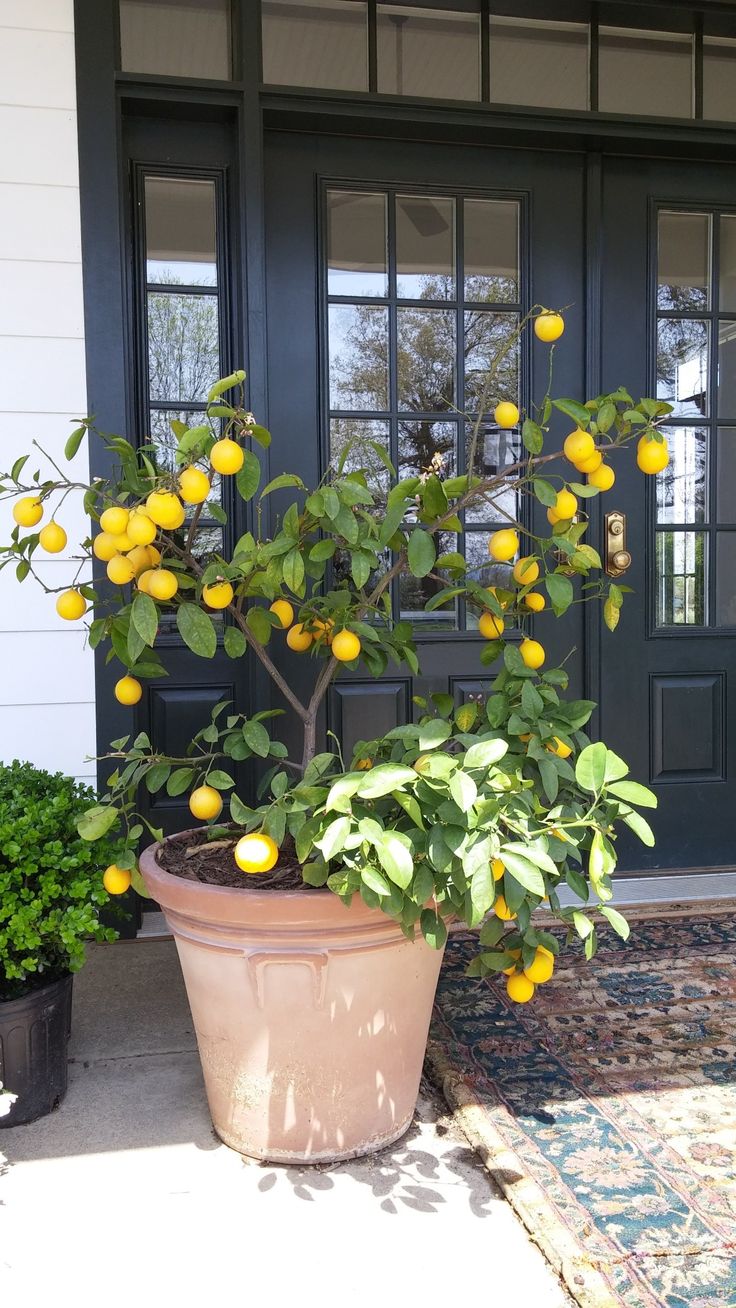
[234,832,279,874]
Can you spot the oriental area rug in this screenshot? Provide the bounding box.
[427,907,736,1308]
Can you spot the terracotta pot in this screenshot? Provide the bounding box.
[139,832,446,1163]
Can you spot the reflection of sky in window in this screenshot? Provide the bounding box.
[657,319,708,416]
[147,260,217,286]
[656,428,706,524]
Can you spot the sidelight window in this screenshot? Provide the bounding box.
[654,208,736,629]
[324,186,524,630]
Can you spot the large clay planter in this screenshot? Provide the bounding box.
[139,832,446,1162]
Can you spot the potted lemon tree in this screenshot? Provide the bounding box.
[0,310,665,1160]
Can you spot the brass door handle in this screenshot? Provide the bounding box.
[605,511,631,577]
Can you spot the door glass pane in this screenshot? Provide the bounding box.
[328,192,387,297]
[655,531,707,626]
[396,196,455,300]
[717,428,736,522]
[329,419,391,494]
[329,304,389,410]
[718,321,736,418]
[716,533,736,624]
[398,420,456,480]
[719,215,736,312]
[599,28,693,118]
[399,530,457,623]
[261,0,369,90]
[149,409,206,472]
[489,17,588,110]
[465,311,519,411]
[120,0,230,79]
[465,421,520,523]
[657,319,708,416]
[655,428,707,524]
[464,199,519,304]
[703,37,736,122]
[148,292,220,402]
[397,308,456,411]
[657,212,710,311]
[377,3,480,101]
[145,177,217,287]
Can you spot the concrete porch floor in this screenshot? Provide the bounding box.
[0,941,571,1306]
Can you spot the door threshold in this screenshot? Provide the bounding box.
[137,910,170,939]
[559,870,736,908]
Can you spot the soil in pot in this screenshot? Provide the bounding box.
[157,830,307,891]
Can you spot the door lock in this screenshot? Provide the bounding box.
[605,511,632,577]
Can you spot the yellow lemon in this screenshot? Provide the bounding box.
[547,735,573,759]
[146,490,185,530]
[494,895,517,921]
[507,972,535,1003]
[100,506,129,536]
[210,439,244,475]
[588,462,615,491]
[478,611,505,639]
[115,675,142,706]
[148,544,161,567]
[524,591,546,612]
[179,466,211,505]
[513,556,540,585]
[269,599,294,629]
[311,617,334,643]
[113,531,135,554]
[92,531,120,562]
[547,507,561,527]
[355,757,373,770]
[489,528,519,562]
[494,401,520,428]
[491,858,505,882]
[202,581,234,609]
[38,521,67,554]
[520,637,545,669]
[13,497,43,528]
[147,569,179,601]
[563,429,594,465]
[503,949,522,976]
[332,629,361,662]
[107,554,136,586]
[127,509,157,546]
[637,437,669,474]
[126,545,154,576]
[234,832,279,874]
[56,589,86,621]
[189,785,223,822]
[575,449,602,474]
[524,948,555,984]
[534,312,564,343]
[103,864,131,895]
[137,569,154,594]
[286,623,312,652]
[555,489,578,520]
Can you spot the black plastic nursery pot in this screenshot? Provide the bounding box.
[0,974,73,1127]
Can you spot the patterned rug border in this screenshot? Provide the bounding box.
[427,905,736,1308]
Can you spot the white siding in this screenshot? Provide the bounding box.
[0,0,96,784]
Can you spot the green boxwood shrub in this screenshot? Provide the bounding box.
[0,760,119,1000]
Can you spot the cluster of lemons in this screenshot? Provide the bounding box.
[272,600,362,663]
[489,857,556,1003]
[187,783,280,873]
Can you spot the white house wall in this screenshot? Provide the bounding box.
[0,0,97,785]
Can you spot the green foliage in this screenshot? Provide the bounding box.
[0,761,118,998]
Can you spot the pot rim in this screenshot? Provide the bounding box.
[0,971,72,1012]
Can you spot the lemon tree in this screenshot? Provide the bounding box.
[0,311,669,994]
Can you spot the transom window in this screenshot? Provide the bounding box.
[654,207,736,627]
[323,186,524,630]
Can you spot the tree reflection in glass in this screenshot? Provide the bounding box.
[656,318,708,416]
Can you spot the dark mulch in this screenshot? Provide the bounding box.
[157,829,310,892]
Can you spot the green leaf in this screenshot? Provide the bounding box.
[463,737,508,769]
[603,598,620,632]
[599,905,630,940]
[499,850,546,897]
[176,604,217,658]
[374,831,414,889]
[522,419,543,454]
[77,804,119,841]
[545,572,574,615]
[230,793,256,825]
[283,547,305,594]
[11,453,30,481]
[145,764,170,794]
[302,860,329,887]
[223,626,247,659]
[131,592,158,647]
[565,865,589,901]
[357,764,417,799]
[470,862,495,916]
[167,767,195,796]
[362,866,391,897]
[420,909,448,950]
[64,425,86,461]
[249,424,272,449]
[621,808,655,847]
[538,757,559,804]
[407,529,436,578]
[608,780,657,808]
[575,741,607,793]
[318,816,351,861]
[310,538,336,562]
[552,398,590,428]
[260,473,305,498]
[572,911,594,939]
[207,369,245,403]
[533,478,558,508]
[418,718,452,750]
[449,770,477,813]
[243,720,271,757]
[236,449,261,501]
